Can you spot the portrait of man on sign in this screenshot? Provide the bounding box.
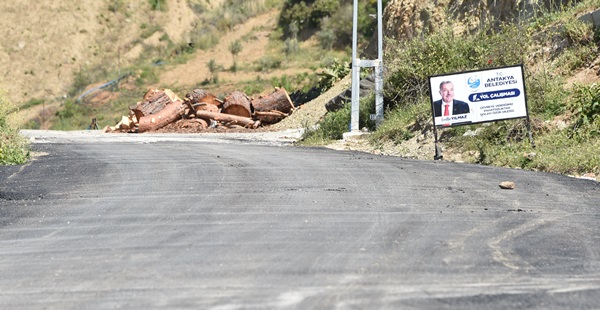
[432,81,470,117]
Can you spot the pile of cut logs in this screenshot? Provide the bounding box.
[104,87,295,133]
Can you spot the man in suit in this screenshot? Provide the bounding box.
[433,81,470,117]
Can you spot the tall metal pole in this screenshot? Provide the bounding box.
[350,0,360,132]
[374,0,384,127]
[349,0,384,134]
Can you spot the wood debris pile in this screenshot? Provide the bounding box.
[104,87,295,133]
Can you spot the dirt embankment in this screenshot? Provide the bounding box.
[0,0,198,105]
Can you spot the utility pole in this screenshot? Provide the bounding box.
[345,0,384,139]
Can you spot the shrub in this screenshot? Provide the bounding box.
[301,94,375,144]
[51,99,93,130]
[229,39,243,67]
[148,0,166,11]
[255,56,283,72]
[384,23,531,110]
[570,83,600,133]
[280,0,389,46]
[0,89,30,165]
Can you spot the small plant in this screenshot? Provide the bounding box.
[283,38,299,55]
[108,0,125,13]
[135,65,159,87]
[0,89,30,165]
[243,77,266,95]
[148,0,166,11]
[571,83,600,131]
[207,59,223,83]
[229,39,243,70]
[370,101,430,144]
[69,69,93,97]
[316,58,350,91]
[190,28,220,51]
[140,24,162,39]
[300,95,375,144]
[21,98,45,110]
[317,27,335,50]
[255,56,282,72]
[561,18,594,45]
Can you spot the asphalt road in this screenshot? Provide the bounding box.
[1,130,599,309]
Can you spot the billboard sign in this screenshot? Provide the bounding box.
[428,65,528,127]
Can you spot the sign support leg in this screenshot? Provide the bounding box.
[526,116,536,148]
[433,127,443,160]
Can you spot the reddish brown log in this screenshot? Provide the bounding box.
[185,89,223,110]
[142,88,160,101]
[193,102,220,113]
[253,111,288,124]
[131,89,181,121]
[177,118,208,129]
[251,87,294,114]
[222,91,252,118]
[138,100,187,132]
[195,110,259,128]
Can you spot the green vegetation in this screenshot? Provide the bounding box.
[189,0,282,51]
[148,0,166,11]
[301,94,375,143]
[280,0,389,47]
[20,98,45,110]
[0,89,30,165]
[207,59,223,84]
[228,39,243,71]
[301,0,599,178]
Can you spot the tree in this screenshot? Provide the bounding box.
[228,40,243,71]
[207,59,222,83]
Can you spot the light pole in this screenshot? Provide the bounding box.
[346,0,384,138]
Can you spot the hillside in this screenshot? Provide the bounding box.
[1,0,599,180]
[0,0,200,104]
[0,0,347,129]
[4,0,598,125]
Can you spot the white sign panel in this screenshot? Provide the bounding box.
[429,65,528,127]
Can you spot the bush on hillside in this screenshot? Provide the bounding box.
[384,23,530,109]
[0,89,30,165]
[280,0,388,46]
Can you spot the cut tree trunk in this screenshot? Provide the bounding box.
[251,87,294,114]
[131,89,181,121]
[195,110,259,128]
[192,102,220,113]
[185,89,223,110]
[138,100,187,133]
[253,111,288,124]
[104,115,134,133]
[222,91,252,118]
[142,88,161,101]
[176,118,208,129]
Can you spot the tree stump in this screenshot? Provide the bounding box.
[195,110,259,128]
[138,100,187,133]
[185,89,223,110]
[193,102,220,113]
[222,91,252,118]
[252,87,294,114]
[253,111,288,124]
[131,89,181,121]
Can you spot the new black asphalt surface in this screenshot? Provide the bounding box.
[1,130,599,309]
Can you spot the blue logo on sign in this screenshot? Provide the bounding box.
[469,88,520,102]
[467,76,480,89]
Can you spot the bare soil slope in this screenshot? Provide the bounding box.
[159,8,313,95]
[0,0,201,105]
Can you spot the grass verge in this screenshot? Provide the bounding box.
[0,89,30,165]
